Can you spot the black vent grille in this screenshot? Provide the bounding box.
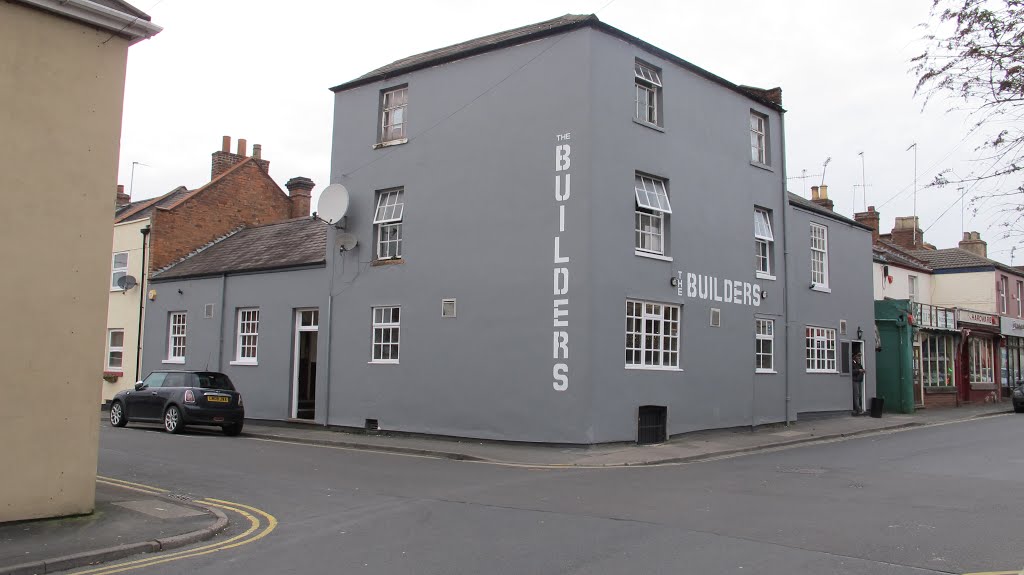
[637,406,667,445]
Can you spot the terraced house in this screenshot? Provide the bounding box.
[142,14,876,444]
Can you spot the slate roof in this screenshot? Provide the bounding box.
[152,218,328,281]
[115,186,189,223]
[330,14,784,112]
[873,241,932,273]
[787,192,873,231]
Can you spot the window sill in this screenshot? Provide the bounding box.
[162,359,185,365]
[625,365,683,372]
[970,383,996,390]
[924,386,957,394]
[634,250,672,262]
[749,161,774,172]
[372,258,405,267]
[756,370,778,374]
[372,138,408,149]
[806,369,839,374]
[632,118,664,132]
[229,360,258,366]
[369,361,400,365]
[755,272,776,281]
[810,285,832,293]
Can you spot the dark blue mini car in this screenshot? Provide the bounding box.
[109,371,245,436]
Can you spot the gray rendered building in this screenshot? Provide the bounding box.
[142,14,875,444]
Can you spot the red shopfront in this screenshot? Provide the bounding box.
[957,309,1002,403]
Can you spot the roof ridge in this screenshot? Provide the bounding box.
[158,157,284,212]
[114,185,187,223]
[152,226,245,277]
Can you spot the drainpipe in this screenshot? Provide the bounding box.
[217,273,227,371]
[779,112,792,425]
[135,226,150,382]
[322,223,338,427]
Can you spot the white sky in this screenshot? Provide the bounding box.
[117,0,1022,263]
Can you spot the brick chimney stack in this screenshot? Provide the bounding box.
[285,177,315,218]
[854,205,880,243]
[810,183,834,211]
[888,216,925,250]
[115,184,130,207]
[211,136,271,179]
[959,231,988,258]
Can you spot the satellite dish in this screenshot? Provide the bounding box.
[337,233,359,252]
[117,275,138,291]
[316,183,350,223]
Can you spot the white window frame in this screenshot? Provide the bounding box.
[371,306,401,363]
[373,188,404,260]
[634,61,662,126]
[969,337,995,385]
[233,308,260,365]
[805,326,837,373]
[111,251,129,290]
[908,275,918,303]
[810,223,829,290]
[920,333,955,387]
[1017,280,1022,317]
[625,299,680,370]
[106,328,124,371]
[750,112,768,165]
[754,208,774,279]
[1000,276,1008,314]
[634,174,671,257]
[380,86,408,143]
[755,319,775,373]
[165,312,186,363]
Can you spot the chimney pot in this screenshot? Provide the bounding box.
[285,176,315,218]
[115,184,131,207]
[237,138,247,157]
[221,135,231,153]
[963,232,971,241]
[868,205,875,212]
[252,144,262,160]
[811,186,820,200]
[819,184,829,199]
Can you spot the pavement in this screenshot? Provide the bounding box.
[0,479,226,575]
[241,401,1014,467]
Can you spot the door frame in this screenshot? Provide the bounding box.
[291,309,319,419]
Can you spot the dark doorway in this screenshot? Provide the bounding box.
[295,331,317,419]
[637,405,667,445]
[851,340,864,412]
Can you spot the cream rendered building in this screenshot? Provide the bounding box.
[0,0,159,522]
[104,215,151,400]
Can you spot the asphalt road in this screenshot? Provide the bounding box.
[97,415,1024,575]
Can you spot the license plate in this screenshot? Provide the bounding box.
[207,396,229,403]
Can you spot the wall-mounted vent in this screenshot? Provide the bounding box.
[365,418,379,432]
[710,308,721,327]
[204,303,215,318]
[637,405,667,445]
[840,319,848,335]
[441,299,456,318]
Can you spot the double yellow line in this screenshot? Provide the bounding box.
[83,476,278,575]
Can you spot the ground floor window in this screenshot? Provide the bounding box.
[107,329,124,370]
[920,333,955,387]
[1003,336,1024,388]
[625,300,680,368]
[372,306,401,363]
[969,337,995,386]
[755,319,774,372]
[805,326,836,373]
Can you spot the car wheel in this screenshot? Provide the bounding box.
[109,401,128,428]
[1015,405,1024,414]
[164,405,185,434]
[222,422,243,437]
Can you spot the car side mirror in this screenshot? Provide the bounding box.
[134,381,145,391]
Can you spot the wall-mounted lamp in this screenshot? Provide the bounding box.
[857,326,864,340]
[669,276,679,287]
[177,288,184,295]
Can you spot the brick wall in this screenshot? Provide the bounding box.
[149,159,292,272]
[923,389,958,409]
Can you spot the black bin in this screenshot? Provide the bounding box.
[869,397,884,418]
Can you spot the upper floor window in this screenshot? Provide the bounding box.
[909,275,918,303]
[1000,276,1009,314]
[167,312,186,363]
[810,223,829,289]
[111,251,129,290]
[634,61,662,127]
[625,300,680,369]
[373,188,404,260]
[235,308,260,364]
[1018,281,1022,316]
[754,208,774,278]
[380,86,408,143]
[750,112,769,165]
[634,174,672,256]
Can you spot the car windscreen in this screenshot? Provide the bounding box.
[195,373,235,391]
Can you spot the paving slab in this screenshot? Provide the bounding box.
[0,480,225,575]
[240,402,1014,467]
